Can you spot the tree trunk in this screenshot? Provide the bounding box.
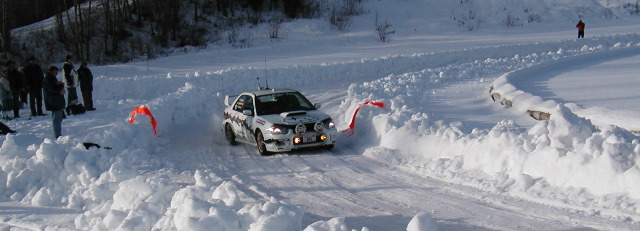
[55,1,66,43]
[1,0,12,55]
[101,0,111,55]
[63,0,80,56]
[85,0,92,61]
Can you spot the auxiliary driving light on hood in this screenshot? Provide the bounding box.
[314,122,325,132]
[295,124,306,134]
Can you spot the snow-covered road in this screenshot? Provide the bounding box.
[157,95,639,230]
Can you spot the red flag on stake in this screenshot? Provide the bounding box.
[342,101,384,136]
[128,105,158,135]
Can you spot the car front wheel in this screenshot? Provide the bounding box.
[256,131,270,155]
[225,123,236,145]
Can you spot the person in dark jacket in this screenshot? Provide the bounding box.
[6,61,23,118]
[18,67,28,107]
[0,68,12,120]
[43,66,66,138]
[62,55,78,113]
[23,56,46,116]
[77,61,95,111]
[576,20,585,38]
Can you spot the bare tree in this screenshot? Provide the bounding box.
[375,12,395,43]
[1,0,11,55]
[12,0,357,63]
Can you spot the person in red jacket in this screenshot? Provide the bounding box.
[576,20,585,38]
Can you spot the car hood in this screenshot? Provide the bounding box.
[259,110,330,125]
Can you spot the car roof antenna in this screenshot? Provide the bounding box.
[258,52,270,90]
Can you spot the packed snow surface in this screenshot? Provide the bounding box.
[2,0,640,230]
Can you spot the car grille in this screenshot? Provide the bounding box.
[284,123,316,133]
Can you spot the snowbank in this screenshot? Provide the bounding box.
[491,45,640,132]
[1,78,439,230]
[340,35,640,216]
[75,170,305,231]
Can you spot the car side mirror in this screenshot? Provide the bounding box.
[314,103,322,109]
[243,110,253,116]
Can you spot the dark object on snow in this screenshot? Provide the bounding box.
[67,103,86,115]
[83,142,112,150]
[527,110,551,120]
[0,121,16,135]
[490,93,501,102]
[501,99,512,108]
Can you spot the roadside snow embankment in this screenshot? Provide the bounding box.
[0,81,430,230]
[340,35,640,217]
[491,45,640,133]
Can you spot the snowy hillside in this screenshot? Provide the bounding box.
[2,0,640,230]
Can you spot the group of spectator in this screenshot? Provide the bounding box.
[0,55,95,138]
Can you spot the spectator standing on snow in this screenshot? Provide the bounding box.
[23,56,46,116]
[576,20,585,38]
[18,66,28,108]
[0,68,13,120]
[6,61,24,118]
[62,55,79,113]
[77,61,95,111]
[43,66,66,138]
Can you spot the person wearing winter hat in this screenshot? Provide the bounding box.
[576,20,585,38]
[24,56,46,116]
[62,55,79,114]
[77,61,95,111]
[43,65,66,138]
[5,61,23,118]
[0,67,13,120]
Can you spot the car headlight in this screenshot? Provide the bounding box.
[324,119,335,129]
[268,125,289,134]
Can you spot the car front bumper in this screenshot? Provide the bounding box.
[263,129,338,152]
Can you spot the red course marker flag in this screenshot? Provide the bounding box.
[342,101,385,136]
[128,106,158,135]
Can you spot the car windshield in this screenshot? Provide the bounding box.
[255,92,316,115]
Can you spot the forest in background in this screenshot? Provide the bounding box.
[1,0,363,65]
[3,0,640,66]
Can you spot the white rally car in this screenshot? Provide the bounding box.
[223,88,338,155]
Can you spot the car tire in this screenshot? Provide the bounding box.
[256,131,270,155]
[225,123,237,145]
[324,144,334,150]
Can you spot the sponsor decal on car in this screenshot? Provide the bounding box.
[283,115,320,123]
